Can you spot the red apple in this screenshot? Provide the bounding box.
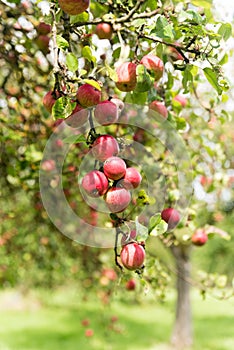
[66,103,88,127]
[95,23,113,40]
[58,0,89,16]
[126,279,136,291]
[161,208,180,230]
[36,22,51,35]
[43,90,61,113]
[92,135,119,162]
[81,319,90,327]
[81,170,109,197]
[173,95,187,107]
[85,329,94,337]
[105,187,131,213]
[110,97,125,113]
[119,167,142,189]
[103,156,126,180]
[140,54,164,81]
[41,159,56,172]
[121,230,137,246]
[94,100,118,125]
[168,46,184,61]
[116,62,137,92]
[101,268,117,281]
[149,100,168,119]
[191,229,208,246]
[35,35,50,54]
[120,242,145,270]
[77,83,101,107]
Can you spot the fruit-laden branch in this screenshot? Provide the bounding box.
[138,33,190,63]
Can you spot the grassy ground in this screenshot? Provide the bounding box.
[0,287,233,350]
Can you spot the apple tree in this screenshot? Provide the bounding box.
[0,0,233,349]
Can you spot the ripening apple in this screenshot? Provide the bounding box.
[126,279,136,291]
[92,135,119,162]
[35,35,50,54]
[191,229,208,246]
[116,62,137,92]
[81,170,108,198]
[36,22,51,35]
[105,187,131,213]
[140,54,164,81]
[77,83,101,107]
[43,90,61,113]
[103,156,126,180]
[120,242,145,270]
[95,23,113,40]
[66,103,88,128]
[173,95,187,107]
[119,167,142,189]
[121,230,137,246]
[110,97,125,113]
[41,159,56,172]
[161,207,180,230]
[94,100,118,125]
[58,0,89,16]
[149,100,168,119]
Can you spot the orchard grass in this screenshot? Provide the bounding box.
[0,287,233,350]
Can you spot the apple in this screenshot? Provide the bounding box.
[95,23,113,40]
[116,62,137,92]
[66,103,89,127]
[149,100,168,119]
[43,90,61,113]
[41,159,56,172]
[120,242,145,270]
[101,268,117,281]
[58,0,89,16]
[161,208,180,230]
[119,167,142,189]
[36,22,51,35]
[85,329,94,337]
[173,95,187,107]
[81,170,109,197]
[110,97,125,113]
[35,35,50,54]
[140,54,164,81]
[81,319,90,327]
[94,100,118,125]
[103,156,126,181]
[126,279,136,291]
[77,83,101,107]
[191,229,208,246]
[168,46,184,61]
[121,230,137,246]
[105,187,131,213]
[92,135,119,162]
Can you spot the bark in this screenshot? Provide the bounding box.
[170,244,193,349]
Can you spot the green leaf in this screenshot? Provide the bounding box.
[135,217,148,241]
[148,213,161,233]
[69,12,89,25]
[105,64,118,82]
[83,79,101,91]
[82,46,96,63]
[125,91,148,105]
[218,23,232,41]
[52,97,76,120]
[182,65,193,93]
[135,64,153,92]
[176,117,187,131]
[151,16,175,41]
[203,67,222,95]
[219,53,228,66]
[66,53,78,72]
[150,219,168,237]
[191,0,212,9]
[63,134,87,144]
[56,35,69,50]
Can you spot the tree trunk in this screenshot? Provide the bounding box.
[170,244,193,349]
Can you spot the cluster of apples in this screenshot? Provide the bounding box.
[81,134,142,213]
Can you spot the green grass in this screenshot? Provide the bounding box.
[0,287,233,350]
